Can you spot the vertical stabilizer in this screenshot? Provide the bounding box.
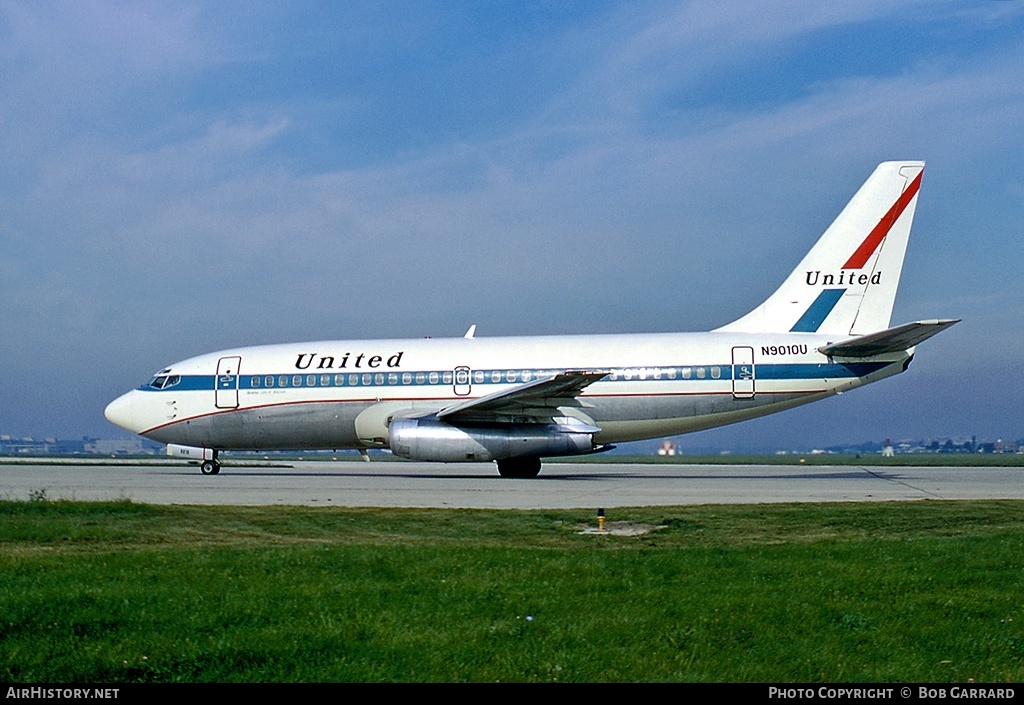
[716,161,924,336]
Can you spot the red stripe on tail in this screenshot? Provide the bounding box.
[842,168,923,270]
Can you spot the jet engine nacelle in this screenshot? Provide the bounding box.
[388,416,595,462]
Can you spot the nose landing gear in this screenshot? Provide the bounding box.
[200,450,221,475]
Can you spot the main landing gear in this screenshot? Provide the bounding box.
[200,450,221,475]
[496,457,542,479]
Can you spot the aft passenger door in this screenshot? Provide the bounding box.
[216,356,241,409]
[731,346,755,399]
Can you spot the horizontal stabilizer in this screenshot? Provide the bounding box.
[818,319,959,357]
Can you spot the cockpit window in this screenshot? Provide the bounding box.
[148,375,180,390]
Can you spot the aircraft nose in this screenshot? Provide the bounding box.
[104,391,137,432]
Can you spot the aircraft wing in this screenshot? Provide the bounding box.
[818,319,959,357]
[436,370,607,423]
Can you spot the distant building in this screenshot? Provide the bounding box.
[84,439,146,455]
[994,440,1020,454]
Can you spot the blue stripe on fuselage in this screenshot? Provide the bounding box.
[136,361,890,393]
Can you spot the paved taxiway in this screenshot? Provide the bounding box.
[3,460,1023,508]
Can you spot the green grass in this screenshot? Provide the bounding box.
[2,500,1024,682]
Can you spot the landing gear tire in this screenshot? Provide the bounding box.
[496,457,542,479]
[200,460,221,475]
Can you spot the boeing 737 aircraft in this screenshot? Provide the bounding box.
[105,161,957,477]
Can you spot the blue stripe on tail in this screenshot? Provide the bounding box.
[790,289,845,332]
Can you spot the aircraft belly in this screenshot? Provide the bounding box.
[589,391,825,443]
[144,401,366,450]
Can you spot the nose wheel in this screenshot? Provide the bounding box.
[200,453,221,475]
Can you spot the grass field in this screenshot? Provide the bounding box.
[3,498,1024,682]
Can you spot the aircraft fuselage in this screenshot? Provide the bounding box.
[106,330,907,451]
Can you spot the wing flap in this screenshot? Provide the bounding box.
[437,370,607,421]
[818,319,959,357]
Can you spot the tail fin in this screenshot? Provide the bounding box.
[716,161,924,336]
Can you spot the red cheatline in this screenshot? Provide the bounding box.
[842,169,923,270]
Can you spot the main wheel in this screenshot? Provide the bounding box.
[200,460,221,475]
[496,457,542,478]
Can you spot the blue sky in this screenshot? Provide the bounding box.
[1,1,1022,450]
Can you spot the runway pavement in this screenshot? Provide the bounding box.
[3,459,1023,508]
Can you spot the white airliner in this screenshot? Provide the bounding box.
[105,161,957,477]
